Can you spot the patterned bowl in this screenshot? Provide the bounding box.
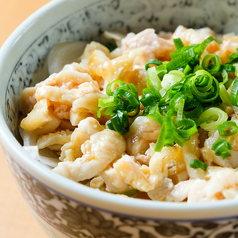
[1,0,238,237]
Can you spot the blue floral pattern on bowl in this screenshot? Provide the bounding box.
[5,154,238,238]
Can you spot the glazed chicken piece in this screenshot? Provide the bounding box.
[124,116,161,156]
[121,28,175,66]
[53,129,126,182]
[170,167,238,202]
[60,117,104,162]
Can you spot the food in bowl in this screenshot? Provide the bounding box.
[19,24,238,202]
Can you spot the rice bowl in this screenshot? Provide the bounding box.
[1,0,238,237]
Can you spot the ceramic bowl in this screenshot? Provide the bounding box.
[1,0,238,237]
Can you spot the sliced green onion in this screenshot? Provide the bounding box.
[174,119,198,140]
[167,47,195,72]
[106,120,114,130]
[190,70,219,103]
[127,106,140,118]
[172,128,186,147]
[159,103,170,113]
[126,82,139,96]
[220,68,229,85]
[110,110,129,135]
[199,107,228,131]
[154,110,187,151]
[140,91,160,107]
[97,102,115,117]
[191,74,212,98]
[183,64,192,75]
[145,59,162,70]
[230,77,238,106]
[219,84,231,105]
[211,138,232,159]
[106,79,124,96]
[98,80,140,134]
[183,101,203,119]
[145,103,164,125]
[195,117,209,127]
[223,64,236,73]
[175,98,185,121]
[98,96,114,107]
[147,67,162,92]
[202,54,221,75]
[160,77,185,104]
[228,48,238,60]
[217,121,238,136]
[227,48,238,64]
[234,63,238,76]
[189,159,208,171]
[169,36,220,71]
[108,38,235,155]
[161,70,184,91]
[195,36,221,55]
[155,111,175,151]
[119,189,139,196]
[116,88,139,108]
[193,65,204,73]
[156,64,168,78]
[173,38,184,49]
[164,114,174,146]
[170,45,194,59]
[169,92,185,112]
[155,118,166,152]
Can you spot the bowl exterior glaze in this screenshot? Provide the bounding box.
[2,0,238,237]
[5,152,238,238]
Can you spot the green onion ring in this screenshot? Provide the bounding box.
[202,54,221,75]
[106,79,124,96]
[211,138,232,159]
[199,107,228,131]
[110,110,129,135]
[230,77,238,106]
[217,121,238,136]
[189,159,208,171]
[174,119,198,139]
[145,59,162,70]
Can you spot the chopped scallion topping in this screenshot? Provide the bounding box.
[98,80,140,134]
[189,159,208,171]
[198,107,228,131]
[217,121,238,136]
[98,36,238,159]
[145,59,162,70]
[173,38,184,50]
[174,119,197,140]
[230,77,238,106]
[202,54,221,75]
[119,189,139,197]
[211,138,232,159]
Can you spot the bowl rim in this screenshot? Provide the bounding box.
[1,0,238,222]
